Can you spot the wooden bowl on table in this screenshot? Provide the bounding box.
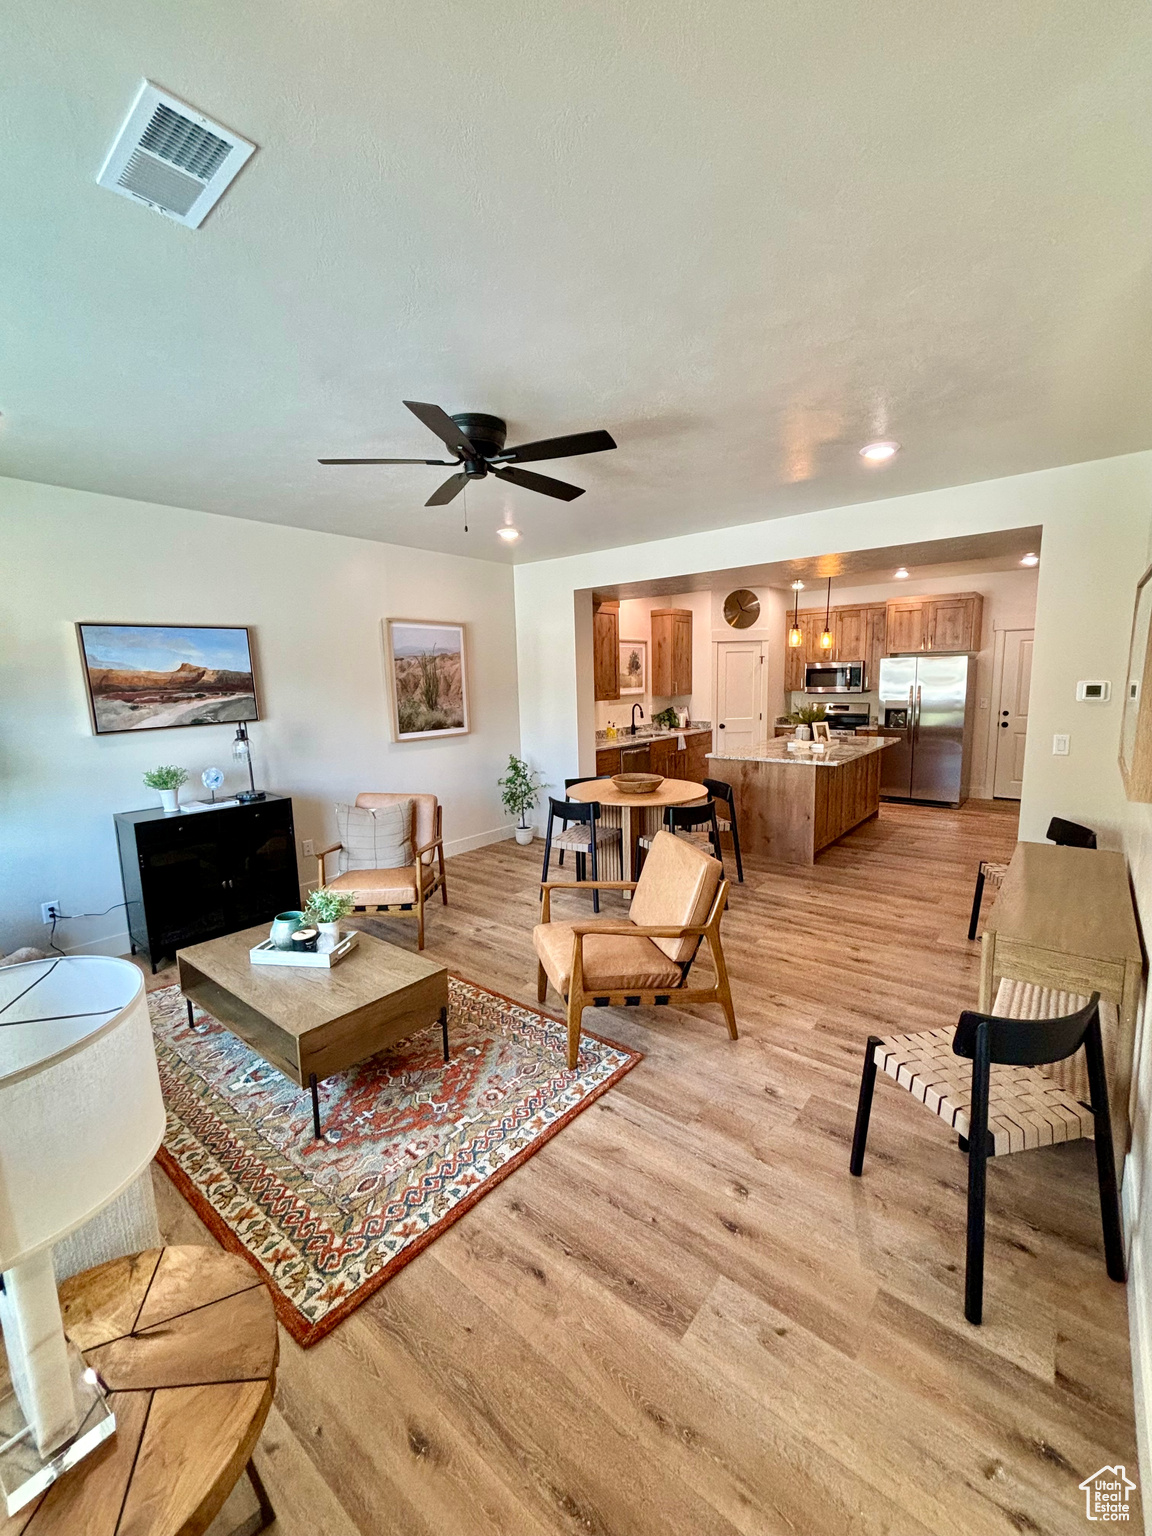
[612,772,665,794]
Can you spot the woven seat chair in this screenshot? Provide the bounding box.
[968,816,1098,939]
[539,796,621,913]
[702,778,744,882]
[849,982,1125,1325]
[638,800,725,877]
[316,793,446,950]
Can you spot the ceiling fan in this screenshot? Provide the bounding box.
[319,401,616,505]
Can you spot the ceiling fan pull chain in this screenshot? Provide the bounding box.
[462,481,469,534]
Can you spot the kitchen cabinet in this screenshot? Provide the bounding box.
[596,747,620,776]
[883,592,983,654]
[865,604,887,689]
[685,730,712,782]
[831,605,868,665]
[649,735,686,779]
[115,796,299,972]
[926,593,983,652]
[593,600,619,700]
[785,612,824,691]
[884,598,928,654]
[651,608,692,696]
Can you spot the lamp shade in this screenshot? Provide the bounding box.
[0,958,164,1270]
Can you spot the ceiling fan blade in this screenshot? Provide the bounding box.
[425,472,469,506]
[317,457,458,465]
[403,400,476,457]
[498,429,617,464]
[493,465,584,501]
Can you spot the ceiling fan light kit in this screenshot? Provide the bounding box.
[321,402,617,509]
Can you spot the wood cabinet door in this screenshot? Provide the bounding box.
[650,612,673,696]
[884,599,927,654]
[593,606,619,699]
[648,737,674,775]
[784,632,805,691]
[832,606,867,662]
[865,604,887,689]
[926,593,983,652]
[595,748,620,776]
[672,613,693,694]
[686,732,711,781]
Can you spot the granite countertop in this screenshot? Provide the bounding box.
[706,737,897,768]
[595,722,712,745]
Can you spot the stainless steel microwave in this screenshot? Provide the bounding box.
[803,660,866,693]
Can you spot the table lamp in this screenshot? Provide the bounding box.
[0,956,165,1515]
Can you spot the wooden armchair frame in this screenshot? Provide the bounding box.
[537,878,737,1068]
[316,804,447,950]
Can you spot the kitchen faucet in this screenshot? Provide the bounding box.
[630,703,645,735]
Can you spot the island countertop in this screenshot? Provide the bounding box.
[707,737,896,768]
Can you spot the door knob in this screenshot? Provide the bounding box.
[1000,721,1008,728]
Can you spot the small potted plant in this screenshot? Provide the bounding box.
[498,754,544,846]
[143,764,189,813]
[305,886,356,946]
[787,703,827,740]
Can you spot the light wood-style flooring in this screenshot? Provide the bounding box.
[146,799,1139,1536]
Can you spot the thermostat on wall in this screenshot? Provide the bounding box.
[1076,680,1111,702]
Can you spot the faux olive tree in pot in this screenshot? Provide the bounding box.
[498,755,544,846]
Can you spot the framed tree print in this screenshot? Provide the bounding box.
[384,619,470,741]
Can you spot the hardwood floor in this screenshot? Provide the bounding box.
[146,799,1139,1536]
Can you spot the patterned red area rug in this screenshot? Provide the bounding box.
[149,977,640,1345]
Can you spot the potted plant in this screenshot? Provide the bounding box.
[498,754,544,846]
[143,764,188,813]
[304,886,356,945]
[787,703,826,740]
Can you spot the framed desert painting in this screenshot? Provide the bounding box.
[76,623,259,735]
[384,619,469,741]
[618,638,646,695]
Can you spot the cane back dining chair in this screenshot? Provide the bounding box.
[534,829,736,1069]
[848,983,1125,1325]
[316,793,446,950]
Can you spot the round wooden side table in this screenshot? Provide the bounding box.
[4,1246,278,1536]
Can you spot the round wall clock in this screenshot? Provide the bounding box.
[723,589,760,629]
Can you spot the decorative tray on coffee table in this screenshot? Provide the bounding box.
[250,932,359,968]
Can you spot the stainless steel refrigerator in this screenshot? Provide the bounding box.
[879,654,977,805]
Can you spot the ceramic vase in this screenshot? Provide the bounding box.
[159,788,179,813]
[317,920,341,946]
[270,911,305,950]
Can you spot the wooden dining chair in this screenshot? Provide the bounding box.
[539,796,620,913]
[849,987,1125,1325]
[703,778,744,883]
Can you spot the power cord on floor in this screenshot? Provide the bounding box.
[44,900,127,957]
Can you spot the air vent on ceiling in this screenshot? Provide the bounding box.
[96,81,256,228]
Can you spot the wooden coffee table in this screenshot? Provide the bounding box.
[176,925,449,1139]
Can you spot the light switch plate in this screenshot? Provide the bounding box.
[1052,734,1070,756]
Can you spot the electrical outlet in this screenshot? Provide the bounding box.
[41,901,60,924]
[1052,733,1070,756]
[301,838,314,858]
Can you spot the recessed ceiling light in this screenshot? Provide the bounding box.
[894,567,909,579]
[790,579,805,591]
[497,526,520,543]
[860,441,900,463]
[1020,552,1038,566]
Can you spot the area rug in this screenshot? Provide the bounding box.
[149,977,641,1345]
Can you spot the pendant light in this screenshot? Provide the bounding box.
[788,580,803,647]
[819,576,834,650]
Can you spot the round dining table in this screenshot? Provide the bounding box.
[568,776,708,885]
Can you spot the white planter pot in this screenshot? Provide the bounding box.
[317,921,341,945]
[159,788,179,813]
[514,826,534,846]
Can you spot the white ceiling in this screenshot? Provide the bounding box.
[2,2,1149,564]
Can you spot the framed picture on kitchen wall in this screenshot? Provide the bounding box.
[384,619,470,741]
[75,623,259,734]
[618,638,646,695]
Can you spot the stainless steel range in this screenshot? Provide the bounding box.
[823,704,871,737]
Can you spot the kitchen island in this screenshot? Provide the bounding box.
[706,737,896,865]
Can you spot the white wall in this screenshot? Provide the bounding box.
[788,568,1039,797]
[0,476,521,957]
[516,452,1152,844]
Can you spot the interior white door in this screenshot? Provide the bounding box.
[715,641,763,753]
[994,628,1033,799]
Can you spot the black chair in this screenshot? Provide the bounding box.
[540,796,620,913]
[968,816,1098,939]
[638,801,726,877]
[1047,816,1098,849]
[849,991,1125,1325]
[703,778,744,883]
[556,777,585,867]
